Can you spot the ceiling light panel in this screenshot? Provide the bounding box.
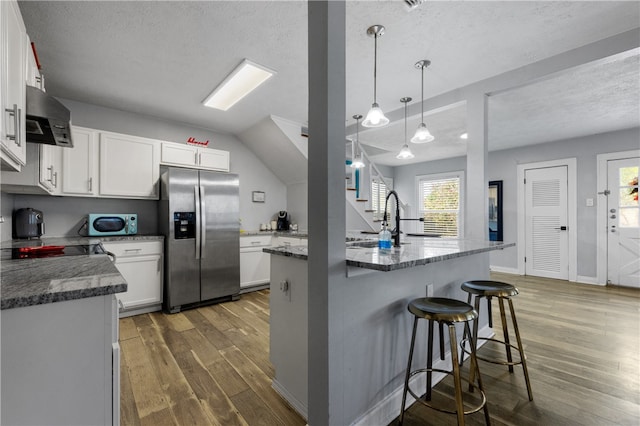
[203,59,276,111]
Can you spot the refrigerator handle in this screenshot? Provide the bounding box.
[194,185,201,260]
[200,185,206,258]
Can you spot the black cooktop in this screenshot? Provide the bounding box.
[0,244,105,260]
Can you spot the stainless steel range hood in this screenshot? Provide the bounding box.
[25,86,73,147]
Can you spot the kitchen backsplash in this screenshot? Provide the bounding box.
[7,194,159,238]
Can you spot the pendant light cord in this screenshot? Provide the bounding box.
[420,65,424,123]
[373,35,378,103]
[404,100,408,141]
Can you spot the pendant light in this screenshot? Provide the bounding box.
[396,97,415,159]
[411,59,435,143]
[350,114,365,169]
[362,25,389,128]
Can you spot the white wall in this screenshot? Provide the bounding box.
[392,127,640,279]
[286,181,308,231]
[3,98,287,236]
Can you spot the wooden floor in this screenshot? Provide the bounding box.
[119,289,306,426]
[120,274,640,426]
[394,273,640,426]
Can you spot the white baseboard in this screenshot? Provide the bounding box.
[489,265,519,275]
[351,325,494,426]
[575,275,602,286]
[272,378,308,421]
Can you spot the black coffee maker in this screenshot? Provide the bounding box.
[276,211,290,231]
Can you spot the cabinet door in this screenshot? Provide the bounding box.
[62,127,98,196]
[99,132,159,199]
[160,142,198,168]
[114,254,163,310]
[198,148,229,171]
[0,0,27,170]
[38,145,61,194]
[240,248,270,288]
[25,34,42,89]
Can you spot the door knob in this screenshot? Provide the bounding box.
[610,208,616,213]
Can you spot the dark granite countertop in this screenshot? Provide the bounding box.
[241,230,308,238]
[0,236,164,310]
[1,255,126,310]
[263,237,515,272]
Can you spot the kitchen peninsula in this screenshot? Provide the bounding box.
[0,237,127,426]
[265,236,514,423]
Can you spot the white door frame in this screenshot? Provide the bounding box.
[596,149,640,285]
[517,158,577,281]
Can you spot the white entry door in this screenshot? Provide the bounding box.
[607,157,640,287]
[525,166,569,280]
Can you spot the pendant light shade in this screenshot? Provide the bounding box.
[362,25,389,128]
[396,144,414,160]
[411,59,435,144]
[351,114,365,169]
[396,97,415,160]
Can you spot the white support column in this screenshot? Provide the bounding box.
[307,1,347,425]
[465,93,489,240]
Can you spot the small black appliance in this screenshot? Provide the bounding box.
[13,208,45,239]
[276,211,290,231]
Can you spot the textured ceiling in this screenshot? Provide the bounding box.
[18,1,640,167]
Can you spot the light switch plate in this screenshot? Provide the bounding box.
[586,198,594,207]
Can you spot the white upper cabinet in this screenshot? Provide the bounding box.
[161,141,229,172]
[0,142,61,194]
[1,0,27,171]
[62,126,98,196]
[25,34,43,90]
[99,131,159,199]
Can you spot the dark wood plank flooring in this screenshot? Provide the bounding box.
[119,289,306,426]
[393,272,640,425]
[120,274,640,425]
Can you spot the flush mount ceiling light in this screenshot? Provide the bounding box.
[202,59,276,111]
[411,59,435,144]
[460,132,468,140]
[351,114,365,169]
[396,97,415,160]
[362,25,389,128]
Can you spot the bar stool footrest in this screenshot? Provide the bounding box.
[406,368,487,416]
[461,337,525,366]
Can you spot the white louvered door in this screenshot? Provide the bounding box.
[525,166,569,279]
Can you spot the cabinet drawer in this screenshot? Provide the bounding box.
[101,240,163,258]
[240,235,272,248]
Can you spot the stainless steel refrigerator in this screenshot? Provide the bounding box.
[159,166,240,313]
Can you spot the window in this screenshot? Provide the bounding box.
[371,177,393,222]
[417,172,464,237]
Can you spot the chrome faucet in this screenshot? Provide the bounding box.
[383,190,401,247]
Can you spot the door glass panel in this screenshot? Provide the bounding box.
[619,166,638,206]
[619,207,639,228]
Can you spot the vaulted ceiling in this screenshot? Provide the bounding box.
[19,1,640,166]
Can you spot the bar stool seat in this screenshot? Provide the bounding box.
[459,280,533,401]
[399,297,491,425]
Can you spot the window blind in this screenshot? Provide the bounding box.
[418,175,461,237]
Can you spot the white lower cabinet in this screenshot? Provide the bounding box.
[240,235,271,290]
[0,294,119,426]
[276,236,308,247]
[102,240,163,317]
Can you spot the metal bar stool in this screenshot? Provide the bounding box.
[459,280,533,401]
[399,297,491,425]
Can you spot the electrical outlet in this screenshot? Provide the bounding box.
[426,283,434,297]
